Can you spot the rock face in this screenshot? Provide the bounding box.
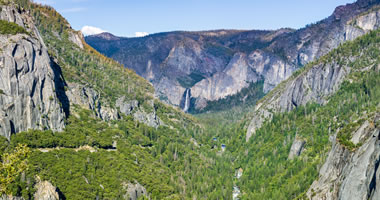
[34,181,60,200]
[1,177,62,200]
[116,96,138,116]
[246,60,351,141]
[288,137,306,160]
[191,53,260,102]
[68,31,84,49]
[0,5,66,139]
[67,83,163,128]
[132,101,163,129]
[123,182,149,200]
[307,116,380,200]
[86,0,380,110]
[66,82,119,121]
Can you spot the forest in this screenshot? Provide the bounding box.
[1,0,380,199]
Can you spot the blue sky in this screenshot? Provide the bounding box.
[34,0,355,37]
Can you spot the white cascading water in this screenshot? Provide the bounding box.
[183,89,191,112]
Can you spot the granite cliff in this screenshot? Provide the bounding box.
[0,4,66,139]
[307,115,380,200]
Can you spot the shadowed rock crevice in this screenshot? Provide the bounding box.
[50,58,70,118]
[369,143,380,199]
[9,120,15,134]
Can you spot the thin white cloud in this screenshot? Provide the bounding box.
[135,32,149,37]
[60,7,86,13]
[81,26,107,36]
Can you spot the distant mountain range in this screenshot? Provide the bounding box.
[86,0,380,112]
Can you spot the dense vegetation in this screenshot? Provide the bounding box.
[0,144,30,195]
[1,105,237,199]
[0,20,27,35]
[238,69,379,199]
[1,0,380,200]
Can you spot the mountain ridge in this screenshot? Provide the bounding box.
[86,0,380,112]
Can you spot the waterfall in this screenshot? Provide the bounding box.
[183,88,191,112]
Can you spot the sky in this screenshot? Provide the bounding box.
[33,0,356,37]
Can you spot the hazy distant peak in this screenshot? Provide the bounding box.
[90,32,119,40]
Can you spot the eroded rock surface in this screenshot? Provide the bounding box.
[123,182,149,200]
[67,84,163,128]
[66,82,119,121]
[307,116,380,200]
[34,181,60,200]
[0,5,66,139]
[288,137,306,160]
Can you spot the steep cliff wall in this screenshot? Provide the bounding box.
[246,13,380,141]
[0,4,66,139]
[307,115,380,200]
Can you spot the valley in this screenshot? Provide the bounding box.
[0,0,379,199]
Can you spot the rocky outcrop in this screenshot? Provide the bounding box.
[191,53,259,101]
[248,50,296,93]
[67,84,163,128]
[0,5,66,139]
[246,60,351,141]
[116,96,163,128]
[68,31,84,49]
[66,82,118,121]
[123,182,149,200]
[34,180,60,200]
[307,115,380,200]
[116,96,138,116]
[288,136,306,160]
[86,0,380,111]
[0,179,61,200]
[155,76,187,107]
[133,110,163,128]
